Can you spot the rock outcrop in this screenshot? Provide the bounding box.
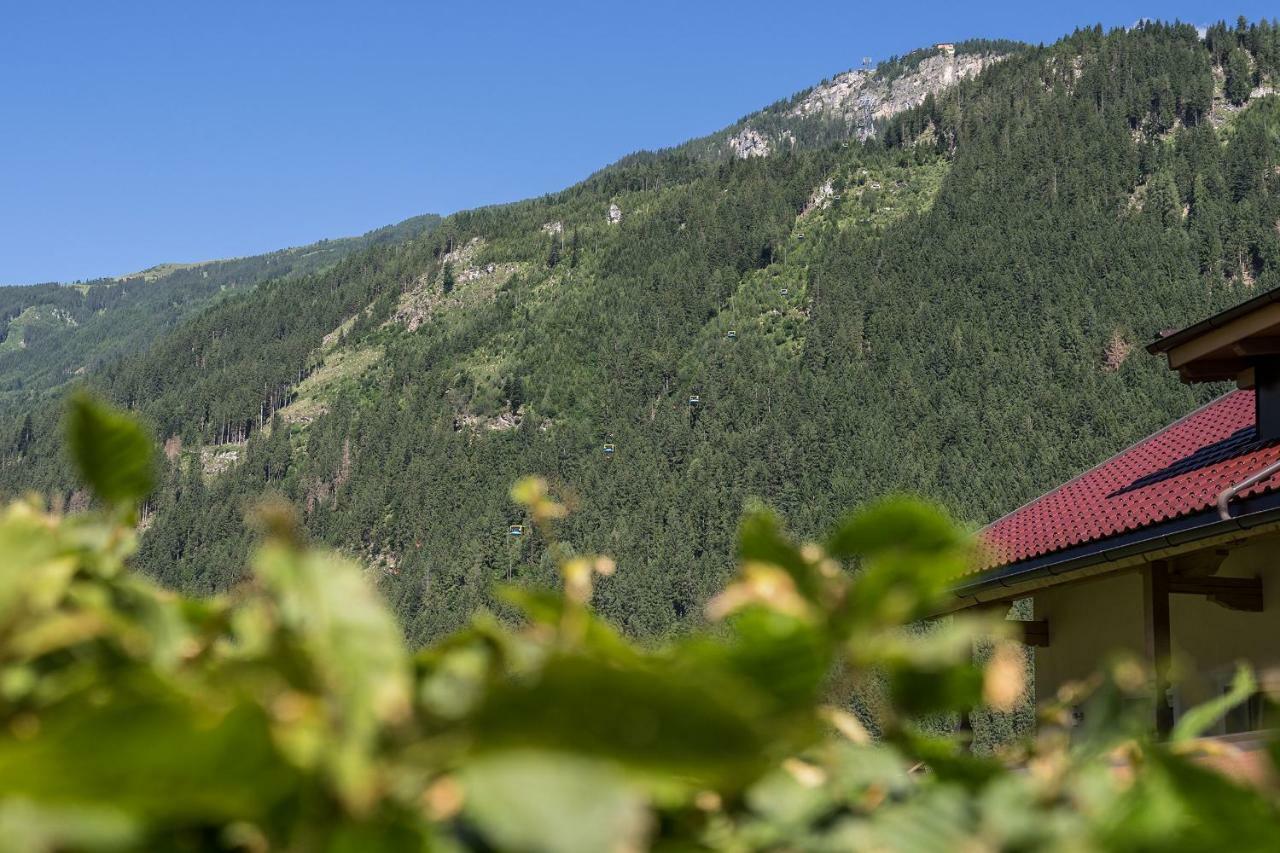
[789,52,998,126]
[801,180,835,216]
[455,406,524,433]
[392,236,520,333]
[727,50,1004,158]
[728,127,772,159]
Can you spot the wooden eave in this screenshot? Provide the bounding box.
[1148,292,1280,386]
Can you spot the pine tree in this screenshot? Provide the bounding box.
[14,414,34,456]
[1146,171,1182,229]
[1226,48,1253,105]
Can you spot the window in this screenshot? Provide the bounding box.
[1218,684,1265,736]
[1206,666,1266,736]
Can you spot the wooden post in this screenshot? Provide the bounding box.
[1142,561,1174,738]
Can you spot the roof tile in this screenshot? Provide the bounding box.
[976,390,1280,572]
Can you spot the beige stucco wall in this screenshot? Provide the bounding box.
[1032,571,1147,704]
[1169,541,1280,714]
[1032,536,1280,729]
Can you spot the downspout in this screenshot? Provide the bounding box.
[1217,458,1280,520]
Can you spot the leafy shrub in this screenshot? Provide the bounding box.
[1,397,1278,851]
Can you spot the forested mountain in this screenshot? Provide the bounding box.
[4,20,1280,645]
[0,213,440,409]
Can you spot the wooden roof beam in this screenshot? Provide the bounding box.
[1231,336,1280,357]
[1168,575,1263,612]
[1176,359,1249,383]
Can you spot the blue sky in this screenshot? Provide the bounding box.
[1,1,1273,284]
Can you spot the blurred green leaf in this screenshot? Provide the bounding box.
[1171,664,1256,744]
[0,502,78,629]
[417,641,494,721]
[466,655,777,791]
[252,542,413,811]
[861,616,1005,669]
[823,786,976,853]
[321,819,432,853]
[1098,749,1280,851]
[826,741,915,798]
[5,462,1280,849]
[0,676,295,823]
[0,799,138,853]
[737,509,822,602]
[974,774,1079,850]
[826,498,962,561]
[828,500,970,630]
[461,750,649,853]
[64,394,155,509]
[891,727,1003,788]
[745,763,832,829]
[496,585,637,662]
[886,664,984,717]
[1068,660,1156,760]
[699,608,831,717]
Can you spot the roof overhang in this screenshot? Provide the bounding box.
[954,288,1280,612]
[944,488,1280,613]
[1148,289,1280,385]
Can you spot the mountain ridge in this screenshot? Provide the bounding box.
[4,20,1280,643]
[0,213,442,409]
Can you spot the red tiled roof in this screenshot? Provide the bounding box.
[977,390,1280,573]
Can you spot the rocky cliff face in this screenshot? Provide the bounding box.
[727,50,1004,158]
[727,127,773,158]
[791,52,998,122]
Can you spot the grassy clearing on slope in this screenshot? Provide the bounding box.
[694,154,951,367]
[828,158,950,230]
[0,305,78,353]
[115,261,208,283]
[276,344,384,427]
[392,238,526,334]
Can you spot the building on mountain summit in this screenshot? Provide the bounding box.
[958,288,1280,744]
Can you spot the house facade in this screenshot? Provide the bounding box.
[960,289,1280,738]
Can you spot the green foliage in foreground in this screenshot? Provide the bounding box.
[4,400,1280,851]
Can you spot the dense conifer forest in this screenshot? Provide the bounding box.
[5,20,1280,645]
